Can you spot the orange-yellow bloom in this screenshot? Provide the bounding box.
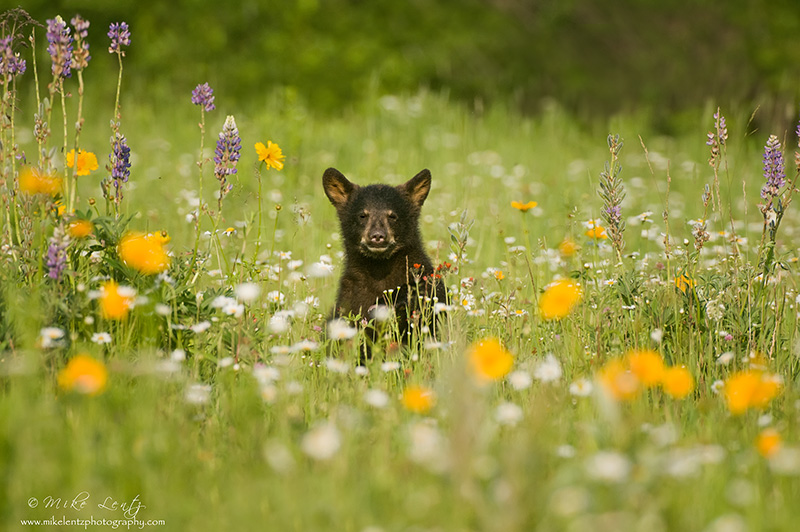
[539,279,582,320]
[675,273,695,294]
[58,354,108,396]
[558,237,578,257]
[68,219,94,238]
[585,225,608,239]
[401,386,436,413]
[597,358,641,401]
[469,338,513,381]
[661,366,694,399]
[99,280,134,320]
[66,149,99,176]
[118,231,171,274]
[255,141,285,171]
[756,429,782,458]
[724,370,782,415]
[511,200,537,212]
[19,167,62,196]
[626,349,665,388]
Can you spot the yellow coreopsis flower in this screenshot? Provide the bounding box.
[724,370,782,415]
[539,279,583,320]
[255,141,285,171]
[756,429,782,458]
[597,359,641,401]
[118,231,171,274]
[675,273,695,294]
[99,280,134,320]
[558,237,578,257]
[68,219,94,238]
[585,225,608,239]
[401,386,436,414]
[19,167,62,196]
[58,354,108,396]
[66,149,99,176]
[661,366,694,399]
[626,349,665,388]
[469,338,513,382]
[511,200,537,212]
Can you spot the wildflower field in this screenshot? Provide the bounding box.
[4,9,800,532]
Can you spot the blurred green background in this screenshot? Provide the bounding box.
[17,0,800,132]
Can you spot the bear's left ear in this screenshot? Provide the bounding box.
[398,169,431,210]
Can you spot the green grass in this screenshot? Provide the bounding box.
[3,62,800,531]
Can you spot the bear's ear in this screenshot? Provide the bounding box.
[398,169,431,210]
[323,168,358,208]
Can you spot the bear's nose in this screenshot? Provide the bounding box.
[369,231,386,244]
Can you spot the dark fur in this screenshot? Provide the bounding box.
[323,167,446,344]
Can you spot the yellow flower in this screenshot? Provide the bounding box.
[19,167,62,196]
[469,338,513,381]
[401,386,436,413]
[539,279,582,320]
[99,280,134,320]
[65,149,99,176]
[661,366,694,399]
[597,358,640,401]
[118,231,171,274]
[511,200,537,212]
[493,270,504,281]
[756,429,782,458]
[558,237,578,257]
[68,219,94,238]
[626,349,665,388]
[585,225,608,239]
[675,273,695,294]
[58,354,108,396]
[255,141,285,171]
[724,370,782,415]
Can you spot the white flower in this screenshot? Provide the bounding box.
[381,361,401,372]
[218,357,234,368]
[266,291,285,304]
[234,282,261,303]
[364,389,390,409]
[495,402,523,426]
[716,351,735,365]
[263,441,295,474]
[268,315,290,334]
[327,319,357,340]
[170,349,186,362]
[221,301,244,318]
[533,354,562,383]
[155,303,171,316]
[253,365,280,384]
[91,332,112,345]
[307,262,334,278]
[185,383,212,405]
[301,422,342,461]
[324,357,349,374]
[507,370,532,390]
[650,328,663,343]
[354,366,369,376]
[369,305,393,322]
[291,339,319,352]
[39,327,65,348]
[407,422,448,472]
[190,321,212,333]
[569,378,594,397]
[585,451,632,483]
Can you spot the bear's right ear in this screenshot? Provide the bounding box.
[322,168,358,209]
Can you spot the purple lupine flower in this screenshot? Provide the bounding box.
[46,226,70,281]
[706,108,728,167]
[70,15,91,70]
[0,36,26,78]
[761,135,785,200]
[108,133,131,202]
[107,22,131,55]
[604,204,621,226]
[214,115,241,206]
[191,82,216,112]
[46,16,73,79]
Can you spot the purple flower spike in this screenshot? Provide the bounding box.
[46,226,70,281]
[0,36,26,78]
[214,115,241,206]
[761,135,785,200]
[70,15,91,70]
[191,82,216,112]
[108,22,131,55]
[46,16,73,79]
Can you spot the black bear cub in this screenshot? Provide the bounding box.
[323,167,446,347]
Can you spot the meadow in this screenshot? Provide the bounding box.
[3,11,800,532]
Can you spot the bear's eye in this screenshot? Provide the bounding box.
[359,212,369,220]
[388,212,398,221]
